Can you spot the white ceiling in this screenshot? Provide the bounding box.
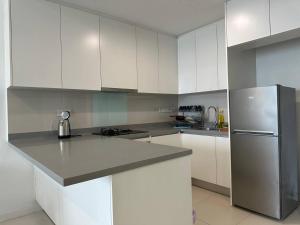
[59,0,225,36]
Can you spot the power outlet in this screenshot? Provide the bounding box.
[158,107,176,113]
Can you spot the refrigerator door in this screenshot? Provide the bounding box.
[230,86,278,135]
[231,133,281,219]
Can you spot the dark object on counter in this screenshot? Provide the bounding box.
[58,111,71,139]
[93,128,147,137]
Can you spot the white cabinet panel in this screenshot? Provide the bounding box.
[35,168,60,224]
[178,31,197,94]
[217,20,228,90]
[61,7,101,91]
[216,137,231,188]
[226,0,270,47]
[151,134,182,148]
[100,17,137,90]
[136,28,159,93]
[158,34,178,94]
[196,23,218,92]
[270,0,300,35]
[182,134,217,184]
[11,0,61,88]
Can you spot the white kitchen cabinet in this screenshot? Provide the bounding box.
[143,133,230,188]
[182,134,217,184]
[270,0,300,35]
[216,137,231,188]
[136,28,159,93]
[196,23,218,92]
[10,0,61,88]
[217,19,228,90]
[151,133,182,147]
[61,7,101,91]
[100,17,137,90]
[226,0,270,47]
[158,34,178,94]
[35,168,61,224]
[178,31,197,94]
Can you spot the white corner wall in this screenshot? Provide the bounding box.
[256,38,300,198]
[0,0,39,222]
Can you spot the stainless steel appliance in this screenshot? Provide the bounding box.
[230,85,298,220]
[58,111,71,139]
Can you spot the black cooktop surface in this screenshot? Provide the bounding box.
[93,128,147,137]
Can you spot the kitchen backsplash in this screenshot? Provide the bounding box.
[178,91,228,122]
[7,89,178,134]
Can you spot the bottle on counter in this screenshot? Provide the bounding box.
[217,109,225,129]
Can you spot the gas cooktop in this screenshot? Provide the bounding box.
[93,128,147,137]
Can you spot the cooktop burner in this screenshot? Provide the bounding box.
[93,128,147,137]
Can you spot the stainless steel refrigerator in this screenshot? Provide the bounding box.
[230,85,298,220]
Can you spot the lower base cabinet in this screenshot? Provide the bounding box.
[34,156,192,225]
[137,133,231,188]
[216,137,231,188]
[182,134,217,184]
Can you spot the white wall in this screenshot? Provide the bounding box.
[256,38,300,196]
[0,0,40,222]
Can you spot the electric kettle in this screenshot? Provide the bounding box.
[58,111,71,139]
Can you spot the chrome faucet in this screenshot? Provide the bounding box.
[207,106,218,127]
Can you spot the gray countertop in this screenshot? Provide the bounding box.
[9,122,228,187]
[10,135,192,186]
[100,122,229,139]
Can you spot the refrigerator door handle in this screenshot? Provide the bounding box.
[232,129,278,137]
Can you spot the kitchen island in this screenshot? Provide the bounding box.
[10,135,193,225]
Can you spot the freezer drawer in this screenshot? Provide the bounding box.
[230,86,278,135]
[231,133,281,219]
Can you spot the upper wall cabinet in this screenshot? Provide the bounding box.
[178,31,197,94]
[158,34,178,94]
[61,7,101,91]
[100,17,138,90]
[217,20,228,90]
[136,28,159,94]
[11,0,61,88]
[226,0,270,47]
[196,23,218,92]
[270,0,300,35]
[178,20,227,94]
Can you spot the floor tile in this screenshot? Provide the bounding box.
[192,186,213,206]
[0,211,54,225]
[194,194,251,225]
[195,219,209,225]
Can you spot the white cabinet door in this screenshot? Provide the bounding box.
[100,17,137,90]
[136,28,159,93]
[226,0,270,47]
[182,134,217,184]
[196,23,218,92]
[35,168,61,224]
[217,20,228,90]
[216,137,231,188]
[151,134,182,148]
[11,0,61,88]
[158,34,178,94]
[178,31,197,94]
[270,0,300,35]
[61,7,101,91]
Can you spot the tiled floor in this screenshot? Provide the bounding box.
[192,186,300,225]
[1,186,300,225]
